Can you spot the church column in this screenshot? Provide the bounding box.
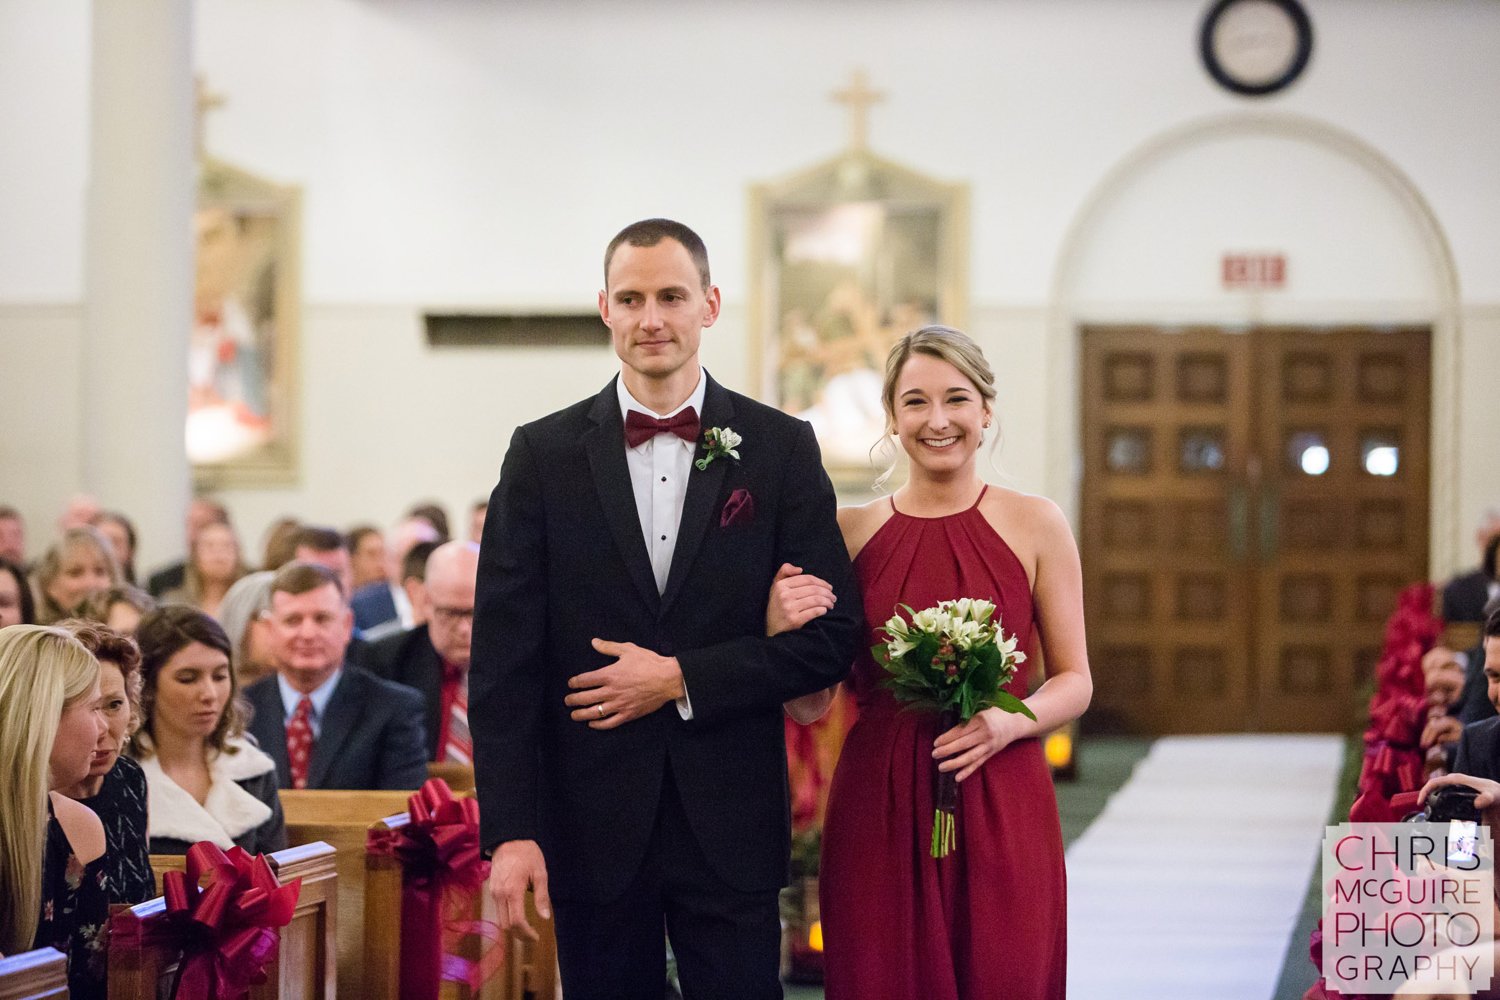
[81,0,195,571]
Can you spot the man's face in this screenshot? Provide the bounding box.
[1487,637,1500,713]
[426,566,476,667]
[266,584,353,688]
[598,239,720,384]
[0,515,23,564]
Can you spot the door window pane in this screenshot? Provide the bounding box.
[1361,432,1400,477]
[1106,428,1152,474]
[1179,427,1226,473]
[1287,430,1330,476]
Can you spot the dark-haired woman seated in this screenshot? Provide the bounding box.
[129,606,285,855]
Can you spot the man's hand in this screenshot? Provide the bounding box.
[766,563,836,637]
[487,840,551,942]
[565,639,684,729]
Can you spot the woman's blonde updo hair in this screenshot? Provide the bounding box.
[873,325,998,490]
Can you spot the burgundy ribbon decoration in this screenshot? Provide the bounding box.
[111,843,300,1000]
[366,778,503,1000]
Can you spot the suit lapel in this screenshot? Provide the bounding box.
[307,668,359,789]
[584,378,662,613]
[251,682,292,787]
[659,376,734,617]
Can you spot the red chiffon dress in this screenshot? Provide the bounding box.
[819,489,1067,1000]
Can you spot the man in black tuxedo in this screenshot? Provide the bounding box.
[1442,511,1500,622]
[472,219,861,1000]
[1452,607,1500,780]
[244,561,428,790]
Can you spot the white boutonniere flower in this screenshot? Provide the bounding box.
[695,426,742,471]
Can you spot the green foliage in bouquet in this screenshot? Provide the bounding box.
[874,598,1036,725]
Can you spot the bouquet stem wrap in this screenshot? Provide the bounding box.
[932,708,960,858]
[110,842,300,1000]
[365,778,503,1000]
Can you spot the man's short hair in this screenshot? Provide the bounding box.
[293,525,345,554]
[270,561,345,601]
[345,524,381,553]
[405,502,450,543]
[0,504,20,521]
[402,540,441,584]
[1485,602,1500,641]
[604,218,711,291]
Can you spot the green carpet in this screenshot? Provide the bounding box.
[781,735,1153,998]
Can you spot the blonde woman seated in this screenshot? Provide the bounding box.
[30,526,121,625]
[130,606,286,855]
[55,620,156,904]
[0,624,109,1000]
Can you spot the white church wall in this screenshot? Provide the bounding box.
[0,0,1496,574]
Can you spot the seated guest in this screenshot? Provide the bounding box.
[80,584,156,635]
[0,504,25,566]
[130,606,285,855]
[292,525,354,600]
[363,538,438,642]
[163,520,249,619]
[347,524,387,591]
[217,570,276,687]
[145,497,229,599]
[55,620,154,904]
[351,516,440,633]
[260,516,302,573]
[31,526,121,624]
[0,557,35,627]
[1444,511,1500,622]
[244,562,427,790]
[468,497,487,543]
[1451,607,1500,781]
[367,541,478,762]
[90,510,139,586]
[0,624,107,1000]
[406,501,451,543]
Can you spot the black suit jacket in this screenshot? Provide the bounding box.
[1444,569,1494,623]
[366,624,446,761]
[471,374,862,901]
[243,666,430,790]
[1454,715,1500,782]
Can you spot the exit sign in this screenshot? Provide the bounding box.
[1222,253,1286,289]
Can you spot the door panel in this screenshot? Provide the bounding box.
[1081,325,1430,735]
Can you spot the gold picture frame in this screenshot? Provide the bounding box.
[189,157,301,489]
[749,148,969,487]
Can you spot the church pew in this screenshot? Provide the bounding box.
[112,840,337,1000]
[426,760,476,793]
[278,789,420,997]
[0,948,67,1000]
[365,812,557,1000]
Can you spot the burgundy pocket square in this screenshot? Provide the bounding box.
[720,488,755,528]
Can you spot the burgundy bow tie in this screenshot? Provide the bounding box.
[624,407,700,448]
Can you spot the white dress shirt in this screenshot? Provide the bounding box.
[616,368,707,718]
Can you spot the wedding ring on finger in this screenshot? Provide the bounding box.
[596,703,607,719]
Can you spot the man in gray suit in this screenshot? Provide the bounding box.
[244,561,428,790]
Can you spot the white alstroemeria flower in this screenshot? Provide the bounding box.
[884,612,910,637]
[911,607,944,635]
[887,635,916,659]
[719,427,743,455]
[971,599,996,624]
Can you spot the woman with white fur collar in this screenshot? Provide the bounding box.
[129,606,285,854]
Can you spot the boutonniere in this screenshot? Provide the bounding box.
[695,426,742,471]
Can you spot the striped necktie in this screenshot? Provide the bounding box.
[445,670,472,764]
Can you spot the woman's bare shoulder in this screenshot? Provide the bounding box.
[48,792,106,864]
[981,484,1068,530]
[838,497,894,561]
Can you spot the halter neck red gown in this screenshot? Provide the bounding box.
[819,489,1067,1000]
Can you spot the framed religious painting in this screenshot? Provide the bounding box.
[749,149,969,485]
[189,158,301,488]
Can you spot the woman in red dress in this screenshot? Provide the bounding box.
[773,325,1093,1000]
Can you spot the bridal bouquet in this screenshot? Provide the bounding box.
[874,598,1034,857]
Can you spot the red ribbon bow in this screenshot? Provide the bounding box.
[366,778,503,999]
[112,843,300,1000]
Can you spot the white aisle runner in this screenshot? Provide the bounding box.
[1066,734,1344,1000]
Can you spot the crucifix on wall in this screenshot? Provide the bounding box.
[749,69,970,482]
